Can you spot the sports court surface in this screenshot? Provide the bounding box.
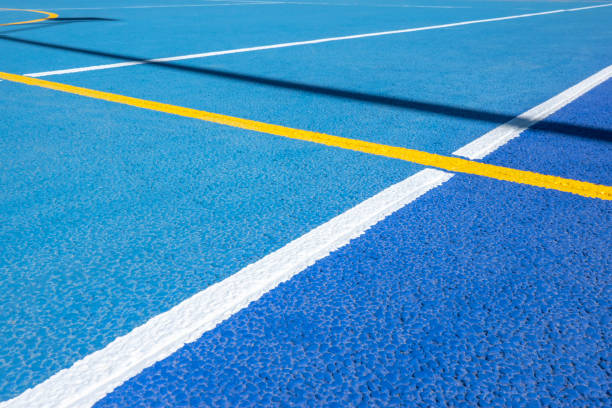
[0,1,611,406]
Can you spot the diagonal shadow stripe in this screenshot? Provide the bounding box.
[0,34,610,142]
[0,17,118,34]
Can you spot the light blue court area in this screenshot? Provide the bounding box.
[0,10,37,23]
[0,0,611,406]
[1,1,578,74]
[0,81,419,400]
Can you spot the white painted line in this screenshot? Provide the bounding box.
[3,64,609,408]
[45,2,284,11]
[1,169,453,408]
[37,0,587,10]
[24,3,612,78]
[401,5,471,8]
[217,1,473,7]
[282,2,472,8]
[454,65,612,160]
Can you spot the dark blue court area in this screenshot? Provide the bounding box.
[0,1,610,407]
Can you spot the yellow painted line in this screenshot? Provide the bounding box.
[0,8,58,26]
[1,70,610,201]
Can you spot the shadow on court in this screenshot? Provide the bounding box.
[0,17,118,35]
[0,34,610,143]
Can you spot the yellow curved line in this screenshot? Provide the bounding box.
[0,8,58,27]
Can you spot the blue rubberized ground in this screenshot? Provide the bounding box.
[95,80,612,407]
[21,8,612,153]
[0,79,419,399]
[0,0,610,405]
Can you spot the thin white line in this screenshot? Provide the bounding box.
[3,64,609,408]
[402,5,471,8]
[24,3,612,78]
[44,2,284,10]
[278,2,472,7]
[211,1,473,7]
[454,65,612,159]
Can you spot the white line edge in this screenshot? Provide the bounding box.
[22,3,612,79]
[454,65,612,159]
[44,2,286,11]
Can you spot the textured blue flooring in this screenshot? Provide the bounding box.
[34,8,612,153]
[484,79,612,186]
[0,80,419,400]
[2,1,566,74]
[95,80,611,407]
[0,0,611,404]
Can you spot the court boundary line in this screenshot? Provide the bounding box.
[1,70,609,199]
[37,3,474,11]
[23,2,612,78]
[1,66,610,408]
[46,2,286,11]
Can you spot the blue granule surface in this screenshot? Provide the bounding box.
[96,84,612,407]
